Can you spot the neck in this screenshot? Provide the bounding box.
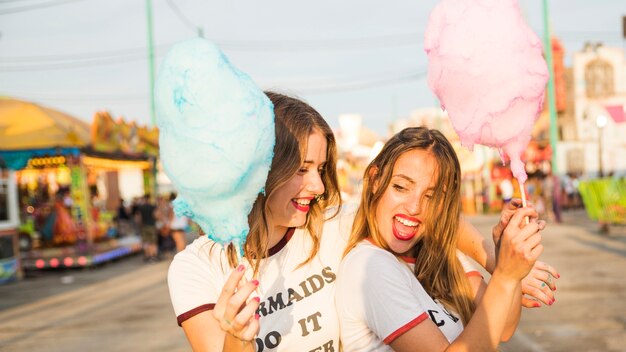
[268,226,289,249]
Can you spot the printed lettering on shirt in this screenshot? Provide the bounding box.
[257,266,336,317]
[255,266,337,350]
[440,304,459,323]
[428,304,460,328]
[298,312,322,336]
[428,309,446,327]
[308,339,335,352]
[256,330,282,352]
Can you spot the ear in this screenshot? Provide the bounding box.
[369,166,380,194]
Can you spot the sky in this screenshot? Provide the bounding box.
[1,0,624,136]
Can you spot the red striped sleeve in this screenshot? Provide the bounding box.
[466,270,483,279]
[177,303,215,326]
[383,312,429,344]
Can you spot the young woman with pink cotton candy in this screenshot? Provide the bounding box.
[336,127,546,351]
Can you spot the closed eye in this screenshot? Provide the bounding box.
[392,184,407,192]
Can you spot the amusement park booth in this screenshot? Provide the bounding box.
[0,98,157,271]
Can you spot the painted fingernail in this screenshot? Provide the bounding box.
[253,296,260,302]
[534,302,541,308]
[252,279,259,286]
[237,265,245,272]
[557,273,561,279]
[553,286,557,291]
[255,314,260,320]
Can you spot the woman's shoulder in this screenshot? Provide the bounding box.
[169,236,225,273]
[337,241,423,306]
[341,241,400,273]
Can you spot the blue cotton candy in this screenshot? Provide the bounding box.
[155,38,275,254]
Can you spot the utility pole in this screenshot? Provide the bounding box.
[146,0,156,127]
[146,0,158,198]
[542,0,559,175]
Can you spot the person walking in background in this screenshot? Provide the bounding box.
[137,194,158,262]
[156,195,175,257]
[168,193,188,253]
[116,198,130,237]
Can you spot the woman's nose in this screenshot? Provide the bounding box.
[306,172,325,195]
[404,192,422,216]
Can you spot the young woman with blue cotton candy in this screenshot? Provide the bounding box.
[159,39,558,352]
[167,91,345,351]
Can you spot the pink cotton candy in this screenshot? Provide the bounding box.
[425,0,548,185]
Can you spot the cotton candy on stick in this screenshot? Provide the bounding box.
[156,39,275,257]
[425,0,549,211]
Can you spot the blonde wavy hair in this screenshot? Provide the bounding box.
[218,92,341,275]
[344,127,475,325]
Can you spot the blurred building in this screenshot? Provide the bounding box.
[558,42,626,177]
[334,113,382,202]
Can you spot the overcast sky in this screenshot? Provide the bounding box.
[1,0,624,136]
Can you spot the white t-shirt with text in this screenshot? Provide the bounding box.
[336,241,481,351]
[168,207,354,352]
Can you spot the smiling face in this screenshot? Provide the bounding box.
[374,148,438,256]
[267,129,327,237]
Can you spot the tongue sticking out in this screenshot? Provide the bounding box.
[393,219,418,241]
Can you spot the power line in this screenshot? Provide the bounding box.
[4,69,428,100]
[1,29,619,64]
[0,33,424,64]
[0,46,150,63]
[5,92,147,102]
[217,33,422,51]
[0,0,86,15]
[298,71,427,94]
[0,0,57,3]
[0,52,162,71]
[0,29,619,71]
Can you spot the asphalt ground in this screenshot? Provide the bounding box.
[0,210,624,351]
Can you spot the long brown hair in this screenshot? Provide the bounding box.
[220,92,341,275]
[344,126,475,324]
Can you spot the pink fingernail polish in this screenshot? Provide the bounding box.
[252,279,259,286]
[534,302,541,308]
[253,297,260,302]
[237,265,245,272]
[557,273,561,279]
[255,314,260,320]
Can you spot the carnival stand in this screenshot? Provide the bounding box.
[0,98,157,272]
[0,162,20,284]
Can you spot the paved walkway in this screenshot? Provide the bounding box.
[0,210,624,351]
